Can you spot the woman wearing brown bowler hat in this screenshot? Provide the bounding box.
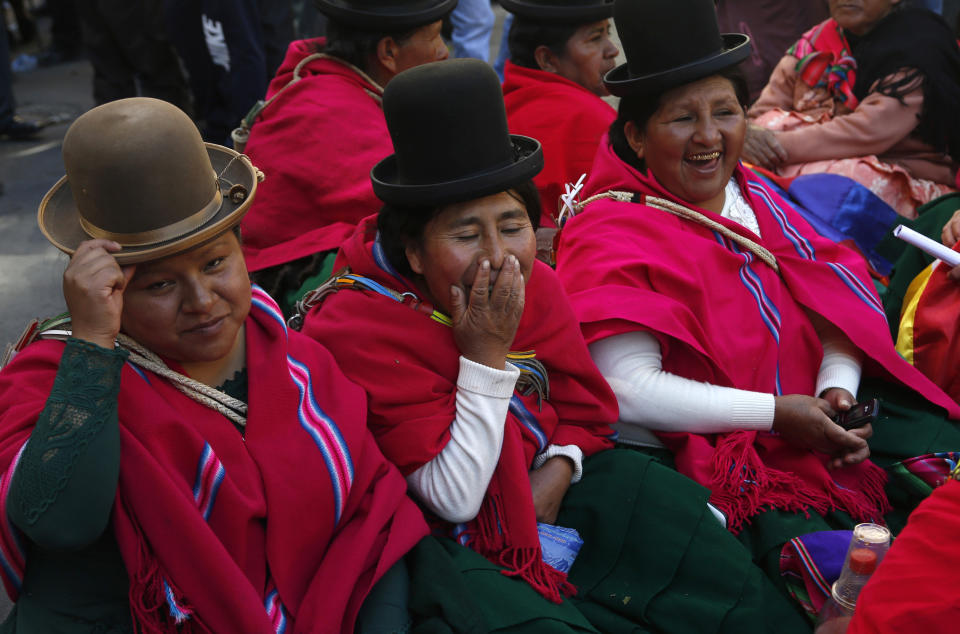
[301,58,808,633]
[0,97,430,633]
[557,0,960,614]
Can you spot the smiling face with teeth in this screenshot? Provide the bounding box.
[624,75,746,214]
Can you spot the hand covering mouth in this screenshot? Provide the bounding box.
[686,151,721,162]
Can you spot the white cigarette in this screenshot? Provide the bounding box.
[893,225,960,268]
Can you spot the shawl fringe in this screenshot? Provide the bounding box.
[126,521,198,633]
[468,492,576,604]
[709,432,891,533]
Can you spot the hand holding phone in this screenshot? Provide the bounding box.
[833,398,880,431]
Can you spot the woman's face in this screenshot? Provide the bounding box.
[550,20,620,97]
[405,191,537,315]
[625,75,746,213]
[393,20,450,72]
[120,230,251,365]
[829,0,901,36]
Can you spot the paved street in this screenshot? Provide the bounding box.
[0,56,89,351]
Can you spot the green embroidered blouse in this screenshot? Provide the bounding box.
[1,339,247,633]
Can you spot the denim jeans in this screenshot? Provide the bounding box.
[493,13,512,80]
[449,0,495,61]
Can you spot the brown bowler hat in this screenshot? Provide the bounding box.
[38,97,261,265]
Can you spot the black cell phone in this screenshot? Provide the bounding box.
[834,398,881,430]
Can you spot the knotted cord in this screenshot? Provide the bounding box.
[116,333,248,428]
[568,189,779,273]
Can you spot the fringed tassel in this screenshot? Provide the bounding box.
[127,535,196,633]
[826,460,891,523]
[495,547,577,604]
[163,579,194,625]
[471,493,507,554]
[469,493,576,604]
[708,433,890,534]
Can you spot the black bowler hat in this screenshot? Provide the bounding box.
[603,0,750,97]
[500,0,613,23]
[314,0,457,30]
[371,59,543,207]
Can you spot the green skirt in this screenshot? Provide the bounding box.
[407,449,810,633]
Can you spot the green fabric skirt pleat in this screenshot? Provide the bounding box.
[408,449,811,633]
[560,449,809,633]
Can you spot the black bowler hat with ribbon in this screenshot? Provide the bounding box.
[371,58,543,207]
[500,0,614,24]
[314,0,457,31]
[603,0,750,97]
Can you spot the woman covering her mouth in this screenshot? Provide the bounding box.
[556,0,960,610]
[0,97,428,632]
[300,58,813,632]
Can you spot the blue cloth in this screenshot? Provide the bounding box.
[449,0,495,61]
[537,523,583,574]
[755,173,900,276]
[493,13,512,80]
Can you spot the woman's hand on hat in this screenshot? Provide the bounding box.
[449,256,524,370]
[64,239,136,350]
[772,394,870,468]
[742,124,788,170]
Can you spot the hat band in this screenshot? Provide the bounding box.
[78,184,223,248]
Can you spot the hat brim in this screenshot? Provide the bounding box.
[604,33,750,97]
[501,0,613,23]
[37,143,259,265]
[316,0,457,30]
[371,135,543,207]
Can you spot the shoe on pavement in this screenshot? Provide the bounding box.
[0,116,43,140]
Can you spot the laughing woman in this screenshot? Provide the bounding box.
[555,0,960,598]
[0,98,426,633]
[300,58,810,633]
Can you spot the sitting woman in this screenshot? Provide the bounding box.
[300,58,811,632]
[501,0,619,229]
[743,0,960,218]
[0,98,427,632]
[556,0,960,596]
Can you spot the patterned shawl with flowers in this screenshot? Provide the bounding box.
[788,18,859,111]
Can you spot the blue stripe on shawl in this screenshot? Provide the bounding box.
[747,181,815,260]
[287,355,354,524]
[509,396,548,452]
[827,263,886,318]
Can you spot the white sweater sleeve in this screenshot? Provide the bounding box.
[589,331,775,433]
[406,357,520,524]
[812,319,863,398]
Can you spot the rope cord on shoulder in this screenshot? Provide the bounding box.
[232,51,385,151]
[5,317,248,427]
[572,190,780,273]
[116,334,248,428]
[290,272,550,403]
